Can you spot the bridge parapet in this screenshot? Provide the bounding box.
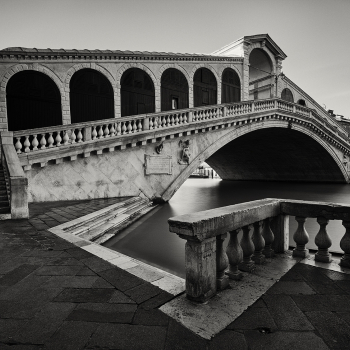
[12,98,350,170]
[168,198,350,303]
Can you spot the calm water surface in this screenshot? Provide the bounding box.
[104,179,350,278]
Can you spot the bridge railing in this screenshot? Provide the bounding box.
[12,98,347,154]
[168,198,350,303]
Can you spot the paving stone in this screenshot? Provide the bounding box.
[125,283,161,304]
[0,264,40,286]
[320,269,350,281]
[80,256,114,273]
[46,257,84,266]
[91,277,115,288]
[98,268,144,292]
[76,266,96,276]
[250,299,266,308]
[67,302,136,323]
[45,276,99,288]
[133,309,169,326]
[227,306,277,331]
[305,311,350,349]
[54,288,115,303]
[0,344,42,349]
[164,319,207,350]
[35,265,82,276]
[266,281,316,295]
[209,330,247,350]
[336,312,350,326]
[279,267,306,281]
[88,323,167,349]
[292,295,350,311]
[20,249,62,258]
[109,290,136,304]
[244,330,329,350]
[335,280,350,294]
[292,264,334,284]
[0,318,29,343]
[307,282,347,295]
[43,321,100,350]
[263,295,314,330]
[139,290,174,310]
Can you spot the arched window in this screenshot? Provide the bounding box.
[193,68,217,107]
[161,68,188,111]
[297,99,306,106]
[121,68,155,117]
[281,88,294,103]
[6,71,62,131]
[70,69,114,123]
[221,68,241,103]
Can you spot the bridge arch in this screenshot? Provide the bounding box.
[161,121,348,201]
[0,64,64,129]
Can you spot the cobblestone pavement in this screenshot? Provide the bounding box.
[0,199,350,349]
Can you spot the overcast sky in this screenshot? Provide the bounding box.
[1,0,349,116]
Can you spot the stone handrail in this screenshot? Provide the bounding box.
[168,198,350,303]
[0,132,28,218]
[12,98,348,155]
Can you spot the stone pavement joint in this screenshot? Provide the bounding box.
[0,198,349,349]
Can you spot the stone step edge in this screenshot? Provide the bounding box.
[61,197,144,233]
[77,201,153,241]
[49,208,185,296]
[67,198,149,236]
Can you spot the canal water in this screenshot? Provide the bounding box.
[103,179,350,278]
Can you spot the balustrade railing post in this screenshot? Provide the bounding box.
[143,117,150,131]
[262,218,275,258]
[225,229,243,280]
[216,233,229,290]
[340,221,350,268]
[184,237,217,303]
[251,102,255,113]
[292,216,309,258]
[315,216,332,263]
[83,126,92,141]
[252,221,265,264]
[222,106,227,118]
[239,225,255,272]
[270,214,289,253]
[187,111,192,123]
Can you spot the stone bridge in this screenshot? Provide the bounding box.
[0,34,349,218]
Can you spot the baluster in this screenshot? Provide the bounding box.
[103,125,110,138]
[92,126,98,140]
[110,123,116,136]
[165,115,169,127]
[174,114,179,125]
[97,126,104,139]
[183,113,187,124]
[149,118,154,130]
[137,119,142,131]
[262,218,275,258]
[225,229,243,280]
[178,113,183,124]
[76,129,83,142]
[47,133,54,148]
[169,115,173,125]
[116,122,121,135]
[315,217,332,263]
[63,130,69,145]
[55,131,62,146]
[340,221,350,268]
[32,135,39,151]
[239,225,255,272]
[132,120,137,133]
[121,122,127,135]
[15,137,23,154]
[216,233,229,290]
[252,221,266,264]
[70,129,76,144]
[292,216,309,258]
[40,134,47,149]
[127,121,132,134]
[23,136,31,153]
[153,117,158,129]
[193,111,197,121]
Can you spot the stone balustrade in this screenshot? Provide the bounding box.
[168,198,350,303]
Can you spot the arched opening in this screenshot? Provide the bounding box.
[297,99,306,106]
[121,68,155,117]
[70,69,114,123]
[193,68,217,107]
[281,88,294,103]
[206,128,345,182]
[249,48,273,100]
[6,71,62,131]
[221,68,241,103]
[161,68,189,111]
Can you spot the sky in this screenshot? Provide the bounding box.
[1,0,349,116]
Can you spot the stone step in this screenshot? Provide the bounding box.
[78,199,153,242]
[63,197,144,235]
[0,206,10,214]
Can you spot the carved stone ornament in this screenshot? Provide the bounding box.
[155,141,164,154]
[178,140,191,165]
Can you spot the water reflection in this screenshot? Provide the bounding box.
[103,179,350,278]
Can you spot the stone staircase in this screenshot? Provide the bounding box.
[59,196,155,243]
[0,164,10,217]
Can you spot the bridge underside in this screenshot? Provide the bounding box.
[206,128,346,183]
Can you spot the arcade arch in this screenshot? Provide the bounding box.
[281,88,294,103]
[193,68,217,107]
[221,68,241,103]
